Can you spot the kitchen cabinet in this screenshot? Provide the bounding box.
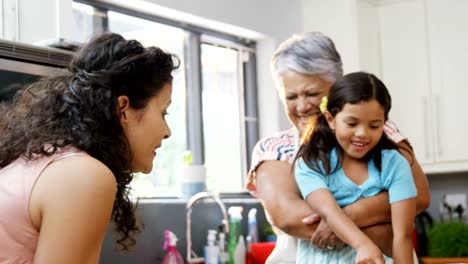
[378,0,468,173]
[1,0,73,43]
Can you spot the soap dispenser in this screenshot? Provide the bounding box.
[218,232,229,264]
[204,229,220,264]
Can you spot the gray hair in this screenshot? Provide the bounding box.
[271,32,343,83]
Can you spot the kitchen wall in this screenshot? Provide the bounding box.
[425,172,468,222]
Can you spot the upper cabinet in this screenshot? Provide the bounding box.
[1,0,74,44]
[377,0,468,173]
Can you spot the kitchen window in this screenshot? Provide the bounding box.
[72,1,258,197]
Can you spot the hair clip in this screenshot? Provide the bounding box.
[320,96,328,113]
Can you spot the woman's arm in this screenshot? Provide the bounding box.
[391,198,416,263]
[306,189,385,264]
[361,224,393,257]
[342,192,391,227]
[397,140,430,213]
[255,160,318,237]
[31,155,117,264]
[255,160,392,239]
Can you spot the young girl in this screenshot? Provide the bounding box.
[0,33,179,263]
[294,72,417,264]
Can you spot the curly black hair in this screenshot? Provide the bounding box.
[0,32,180,250]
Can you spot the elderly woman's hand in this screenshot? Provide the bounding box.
[310,219,346,250]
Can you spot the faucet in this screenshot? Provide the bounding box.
[185,192,229,263]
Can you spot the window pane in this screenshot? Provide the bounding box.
[108,11,187,197]
[71,2,96,43]
[201,43,243,193]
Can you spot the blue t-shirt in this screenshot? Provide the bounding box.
[295,148,417,206]
[294,148,417,263]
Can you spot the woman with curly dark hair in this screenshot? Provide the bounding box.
[0,32,179,263]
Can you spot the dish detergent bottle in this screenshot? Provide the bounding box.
[162,230,184,264]
[228,206,243,264]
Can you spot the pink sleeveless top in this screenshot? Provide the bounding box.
[0,150,86,263]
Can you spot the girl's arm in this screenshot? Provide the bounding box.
[306,189,385,264]
[391,198,417,263]
[31,155,117,264]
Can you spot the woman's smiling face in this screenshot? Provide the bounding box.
[120,82,173,174]
[278,70,333,136]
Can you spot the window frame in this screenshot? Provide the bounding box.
[74,0,259,194]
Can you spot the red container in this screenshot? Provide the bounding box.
[248,242,276,264]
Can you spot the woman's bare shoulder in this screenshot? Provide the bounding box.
[30,154,117,227]
[31,154,118,263]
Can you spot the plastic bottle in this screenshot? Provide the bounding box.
[161,230,184,264]
[246,208,258,264]
[204,229,220,264]
[218,232,229,264]
[234,235,246,264]
[228,206,243,264]
[247,208,259,243]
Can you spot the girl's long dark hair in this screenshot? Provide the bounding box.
[0,33,180,250]
[294,72,412,175]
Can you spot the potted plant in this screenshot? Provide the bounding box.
[420,221,468,264]
[263,224,277,242]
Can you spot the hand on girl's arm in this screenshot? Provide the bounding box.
[302,192,393,254]
[305,218,393,255]
[306,189,385,264]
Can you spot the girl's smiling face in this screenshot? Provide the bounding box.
[325,99,385,160]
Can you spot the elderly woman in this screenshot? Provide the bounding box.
[247,32,430,263]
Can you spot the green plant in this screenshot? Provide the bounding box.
[427,221,468,257]
[263,224,276,236]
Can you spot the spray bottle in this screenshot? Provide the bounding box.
[162,230,184,264]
